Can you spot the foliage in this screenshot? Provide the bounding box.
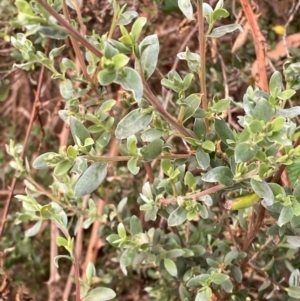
[5,0,300,300]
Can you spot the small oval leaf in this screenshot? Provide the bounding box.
[116,109,153,139]
[83,287,116,301]
[74,162,107,197]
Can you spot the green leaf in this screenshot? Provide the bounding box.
[178,0,195,20]
[74,162,107,197]
[56,236,68,248]
[116,109,153,139]
[60,79,74,100]
[15,0,33,15]
[274,107,300,118]
[262,257,275,271]
[286,286,300,299]
[115,67,143,102]
[250,179,274,207]
[49,45,66,60]
[215,118,235,144]
[187,275,210,287]
[32,152,57,169]
[117,10,138,26]
[164,258,178,277]
[130,215,143,236]
[166,249,185,258]
[234,141,258,163]
[142,182,153,200]
[278,206,294,227]
[40,204,53,219]
[86,262,96,283]
[232,266,243,283]
[206,258,219,268]
[83,287,116,301]
[144,206,158,221]
[112,53,130,69]
[211,273,229,284]
[270,117,285,132]
[224,249,239,265]
[54,160,73,176]
[54,255,73,268]
[161,159,173,176]
[179,284,191,301]
[141,129,162,142]
[199,204,208,219]
[252,98,273,122]
[208,24,242,38]
[141,139,163,161]
[289,269,300,287]
[120,248,135,267]
[293,202,300,216]
[69,116,91,145]
[211,98,231,113]
[183,94,201,122]
[98,69,118,85]
[196,146,210,170]
[168,206,187,226]
[106,234,120,247]
[131,17,147,42]
[182,73,194,91]
[138,34,159,80]
[222,279,233,293]
[195,287,212,301]
[189,245,206,256]
[104,41,118,59]
[127,135,138,155]
[293,182,300,201]
[127,157,140,175]
[212,8,229,21]
[194,118,206,140]
[25,220,42,237]
[215,0,224,9]
[230,193,260,210]
[203,3,213,17]
[278,89,296,100]
[269,71,282,97]
[49,203,68,228]
[259,280,271,291]
[184,171,196,190]
[60,58,76,73]
[202,141,215,152]
[67,146,77,159]
[202,166,234,186]
[118,223,127,239]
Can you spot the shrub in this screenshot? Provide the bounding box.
[6,0,300,300]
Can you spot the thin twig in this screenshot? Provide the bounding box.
[85,153,191,162]
[161,168,259,206]
[142,83,192,137]
[282,0,300,57]
[172,25,198,72]
[240,0,269,92]
[34,0,103,59]
[62,0,90,81]
[0,41,50,239]
[197,0,208,115]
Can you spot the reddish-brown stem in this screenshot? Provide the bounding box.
[0,41,50,238]
[34,0,103,59]
[240,0,269,92]
[62,0,90,82]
